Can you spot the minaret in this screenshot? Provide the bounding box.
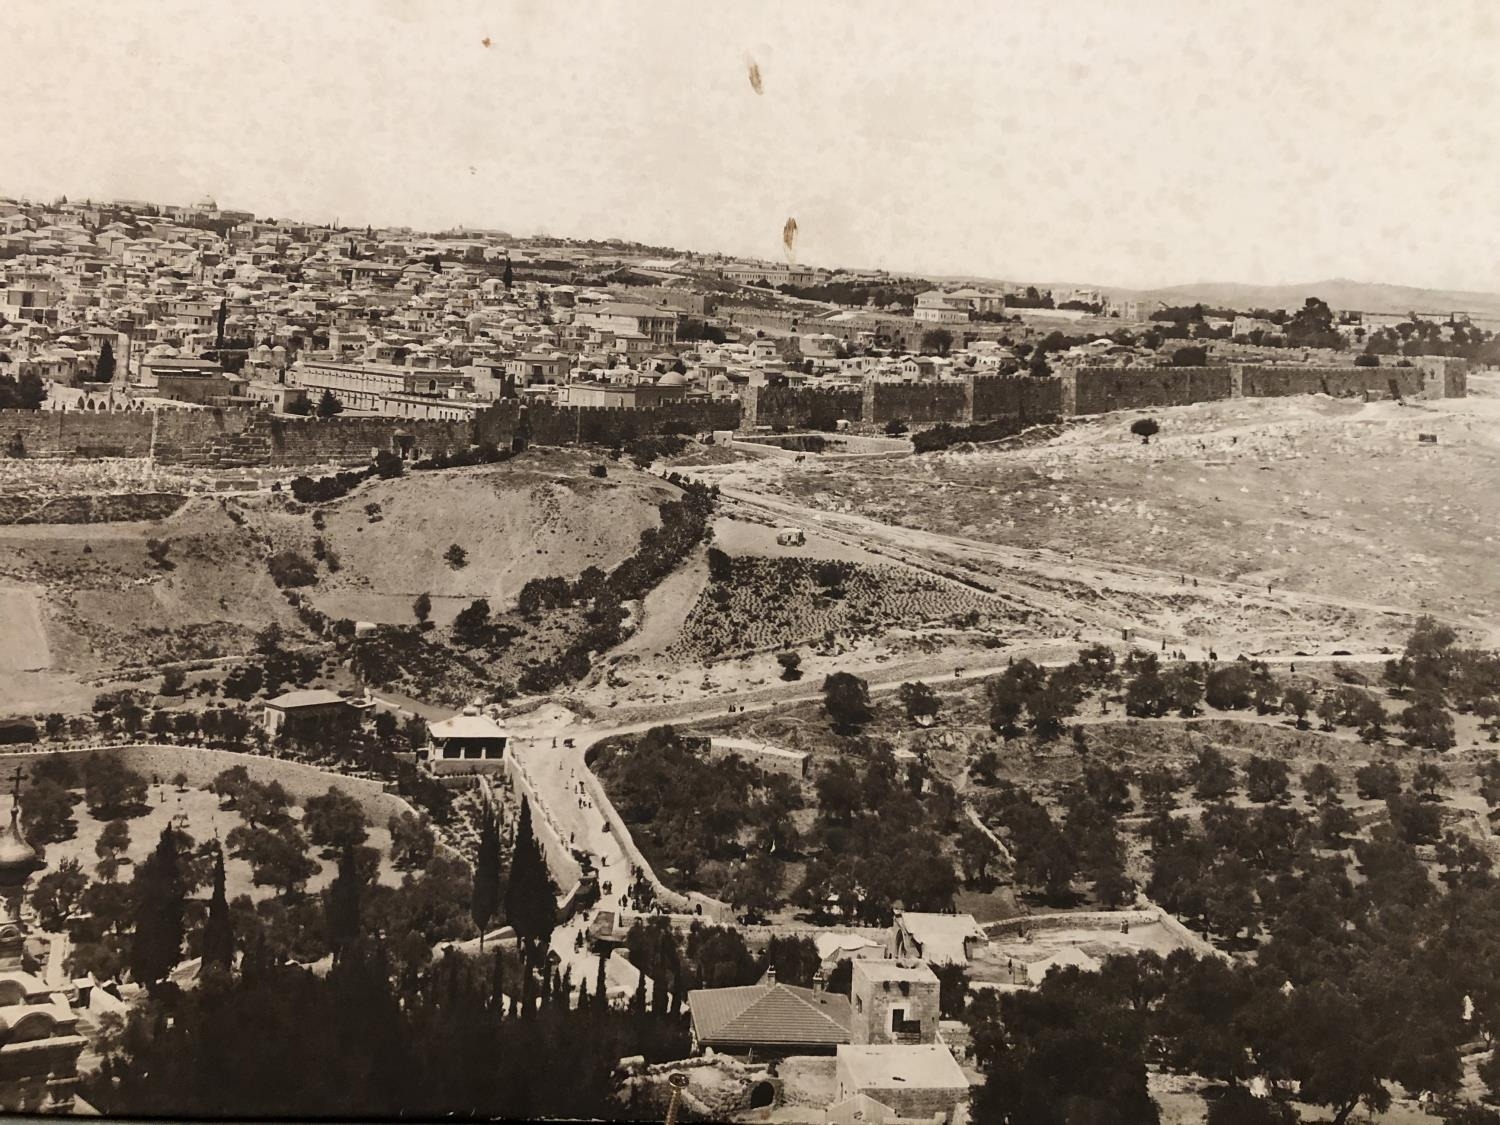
[0,771,41,974]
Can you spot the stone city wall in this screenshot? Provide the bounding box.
[520,400,741,446]
[741,385,866,430]
[257,414,477,466]
[0,409,156,458]
[1237,363,1428,400]
[742,376,1063,430]
[865,380,968,426]
[968,373,1065,420]
[1069,366,1233,416]
[5,354,1465,469]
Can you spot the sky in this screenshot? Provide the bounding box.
[5,0,1500,292]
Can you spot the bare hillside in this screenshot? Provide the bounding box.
[306,450,678,625]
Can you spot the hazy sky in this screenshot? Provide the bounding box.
[6,1,1500,291]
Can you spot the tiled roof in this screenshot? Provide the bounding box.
[688,983,852,1048]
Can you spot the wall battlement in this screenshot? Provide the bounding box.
[2,355,1465,467]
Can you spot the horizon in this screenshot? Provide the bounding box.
[5,1,1500,293]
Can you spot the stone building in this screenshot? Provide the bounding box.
[687,970,852,1056]
[889,911,983,968]
[422,711,510,775]
[832,1044,969,1124]
[849,960,940,1046]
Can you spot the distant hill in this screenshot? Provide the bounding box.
[1142,278,1500,319]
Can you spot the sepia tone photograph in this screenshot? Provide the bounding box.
[1,1,1499,1121]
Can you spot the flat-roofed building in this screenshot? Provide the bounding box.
[833,1044,969,1125]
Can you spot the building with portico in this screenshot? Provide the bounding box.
[422,710,509,774]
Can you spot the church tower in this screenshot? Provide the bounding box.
[0,778,88,1113]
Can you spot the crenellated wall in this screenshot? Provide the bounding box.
[1066,360,1464,417]
[0,409,156,458]
[865,380,968,425]
[2,354,1466,468]
[969,374,1065,420]
[520,400,741,446]
[1070,366,1232,415]
[741,376,1064,430]
[740,385,865,430]
[1237,364,1427,400]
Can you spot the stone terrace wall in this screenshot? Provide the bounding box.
[0,493,187,525]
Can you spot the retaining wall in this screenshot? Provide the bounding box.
[0,493,188,525]
[502,751,585,892]
[1,743,419,826]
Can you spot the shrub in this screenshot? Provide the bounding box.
[268,551,318,588]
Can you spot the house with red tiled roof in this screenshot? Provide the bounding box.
[687,971,852,1056]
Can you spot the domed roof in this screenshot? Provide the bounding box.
[0,806,40,881]
[658,371,687,387]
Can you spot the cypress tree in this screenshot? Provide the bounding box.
[630,971,646,1014]
[326,844,361,963]
[95,339,115,383]
[199,842,234,976]
[504,798,556,970]
[595,948,609,1010]
[128,826,186,987]
[503,258,514,291]
[490,945,506,1013]
[651,966,667,1015]
[471,802,500,949]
